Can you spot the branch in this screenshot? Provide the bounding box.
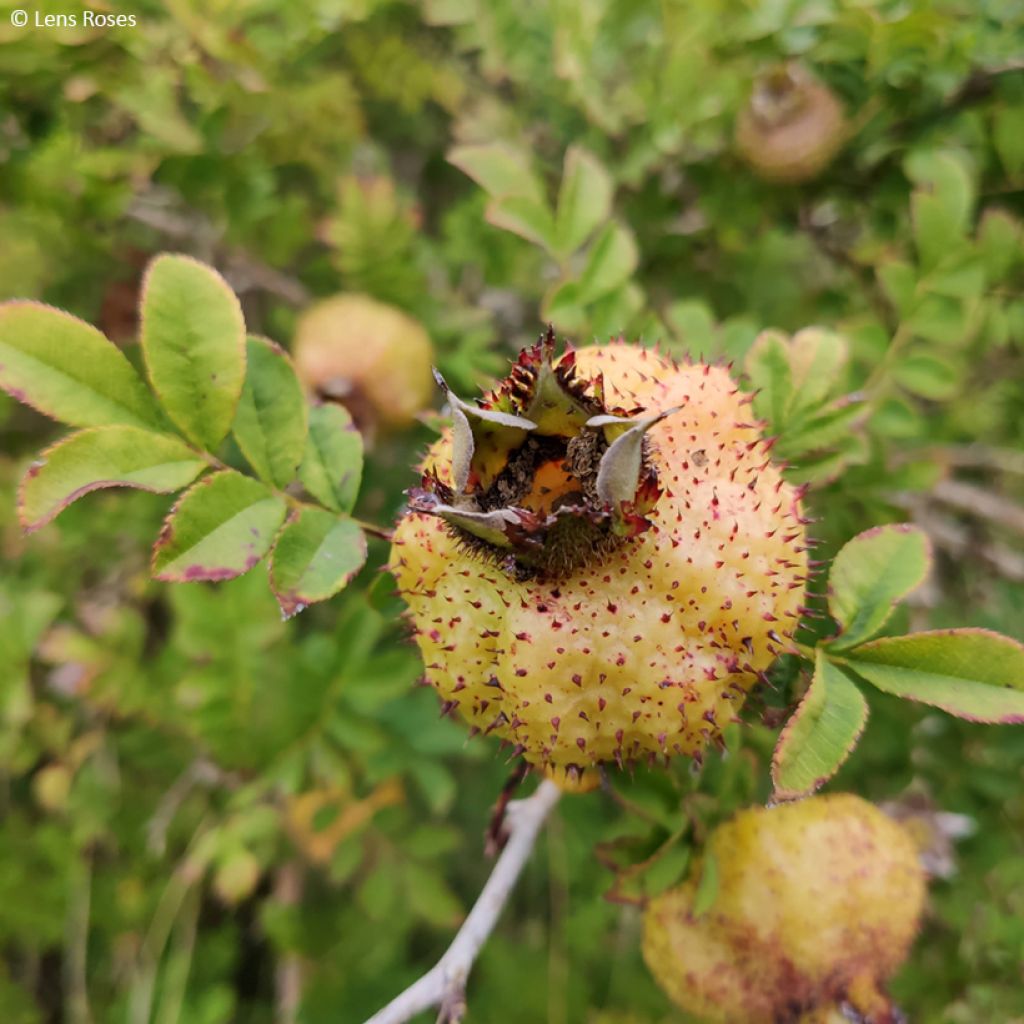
[364,780,562,1024]
[126,188,311,306]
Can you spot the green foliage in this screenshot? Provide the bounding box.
[151,470,287,583]
[0,303,162,428]
[140,255,246,451]
[17,427,206,530]
[270,508,368,619]
[299,405,364,516]
[232,337,308,490]
[841,630,1024,723]
[827,524,933,651]
[1,1,1023,1021]
[772,650,869,800]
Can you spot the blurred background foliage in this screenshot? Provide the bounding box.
[1,0,1023,1021]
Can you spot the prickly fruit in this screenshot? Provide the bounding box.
[389,332,807,778]
[643,794,926,1024]
[736,64,847,184]
[291,294,434,434]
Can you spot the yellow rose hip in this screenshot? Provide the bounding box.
[292,293,434,433]
[389,333,808,778]
[643,794,927,1023]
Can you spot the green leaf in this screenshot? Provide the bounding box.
[554,146,613,256]
[827,524,931,651]
[786,328,848,415]
[232,336,308,489]
[744,330,792,429]
[877,261,917,319]
[906,293,968,346]
[447,143,545,204]
[927,256,985,302]
[576,221,638,301]
[664,300,716,353]
[486,195,557,252]
[993,104,1024,181]
[152,470,286,582]
[892,350,960,401]
[140,254,246,451]
[299,404,364,514]
[0,302,162,429]
[842,629,1024,723]
[778,398,865,460]
[906,151,975,271]
[772,651,869,800]
[977,210,1021,283]
[269,507,367,618]
[18,426,206,531]
[872,395,921,439]
[404,861,463,929]
[542,281,586,332]
[691,851,718,918]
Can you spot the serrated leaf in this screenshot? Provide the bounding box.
[787,328,848,414]
[785,432,868,487]
[827,524,932,651]
[299,404,363,514]
[486,195,557,251]
[233,336,307,488]
[140,254,246,451]
[842,629,1024,723]
[772,651,868,800]
[447,143,545,204]
[18,426,206,531]
[554,146,613,257]
[745,329,792,429]
[269,507,367,618]
[152,469,286,582]
[777,398,864,459]
[0,302,162,428]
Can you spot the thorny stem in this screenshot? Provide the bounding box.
[363,780,562,1024]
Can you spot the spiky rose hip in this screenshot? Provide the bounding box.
[389,332,807,776]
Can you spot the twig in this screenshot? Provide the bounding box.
[126,189,311,306]
[930,478,1024,535]
[146,758,231,856]
[895,444,1024,478]
[364,780,562,1024]
[65,854,94,1024]
[888,492,1024,582]
[274,862,305,1024]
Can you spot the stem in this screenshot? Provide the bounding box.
[363,780,562,1024]
[65,853,94,1024]
[354,518,395,542]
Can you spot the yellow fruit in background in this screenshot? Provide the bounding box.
[291,294,434,433]
[643,794,926,1023]
[736,64,848,184]
[33,763,71,813]
[390,333,807,775]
